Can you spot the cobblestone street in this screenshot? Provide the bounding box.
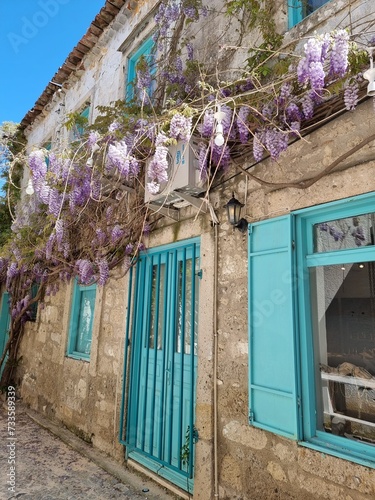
[0,402,177,500]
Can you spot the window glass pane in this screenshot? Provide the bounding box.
[176,257,199,355]
[310,262,375,443]
[306,0,329,15]
[149,263,165,350]
[314,213,374,253]
[76,289,95,355]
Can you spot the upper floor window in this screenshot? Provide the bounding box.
[126,37,156,103]
[69,103,90,142]
[288,0,331,28]
[67,279,96,360]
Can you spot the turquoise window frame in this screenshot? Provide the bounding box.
[126,37,156,103]
[288,0,331,29]
[66,279,97,361]
[0,291,10,378]
[295,192,375,468]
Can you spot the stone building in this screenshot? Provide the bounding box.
[2,0,375,498]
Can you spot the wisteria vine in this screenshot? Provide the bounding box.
[0,0,372,387]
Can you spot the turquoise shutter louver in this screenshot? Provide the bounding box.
[248,215,300,438]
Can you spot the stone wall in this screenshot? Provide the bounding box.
[212,98,375,499]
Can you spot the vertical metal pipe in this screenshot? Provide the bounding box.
[119,266,133,444]
[189,243,197,478]
[213,225,219,497]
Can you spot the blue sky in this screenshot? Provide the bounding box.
[0,0,105,125]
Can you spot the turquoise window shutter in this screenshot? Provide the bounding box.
[248,215,300,438]
[76,105,90,137]
[288,0,303,29]
[126,37,156,102]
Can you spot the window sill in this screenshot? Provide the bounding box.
[299,437,375,469]
[66,353,90,362]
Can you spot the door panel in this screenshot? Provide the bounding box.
[125,240,200,492]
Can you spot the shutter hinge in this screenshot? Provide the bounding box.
[248,224,253,234]
[249,410,254,424]
[196,269,203,279]
[292,240,296,250]
[193,426,199,443]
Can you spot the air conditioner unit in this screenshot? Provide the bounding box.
[144,139,206,205]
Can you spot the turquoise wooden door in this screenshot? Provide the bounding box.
[0,292,11,378]
[126,239,200,492]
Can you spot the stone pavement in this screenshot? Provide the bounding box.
[0,401,179,500]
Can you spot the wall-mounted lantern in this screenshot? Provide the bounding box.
[224,192,248,233]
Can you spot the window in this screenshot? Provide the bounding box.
[249,192,375,468]
[43,140,52,168]
[288,0,331,28]
[67,280,96,360]
[70,104,90,141]
[0,292,10,378]
[126,37,156,103]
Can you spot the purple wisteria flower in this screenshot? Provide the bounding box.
[199,110,215,137]
[137,65,152,91]
[183,5,198,20]
[147,132,169,193]
[278,83,292,105]
[264,128,288,160]
[95,228,108,246]
[48,188,63,218]
[297,37,326,91]
[186,43,194,60]
[301,93,315,120]
[237,106,250,143]
[96,258,109,286]
[211,144,231,170]
[108,121,121,133]
[169,113,192,142]
[221,105,235,139]
[155,1,181,37]
[69,173,91,211]
[45,233,56,261]
[77,259,94,285]
[253,132,265,162]
[29,150,47,180]
[87,131,100,150]
[330,30,349,77]
[344,82,359,111]
[262,102,274,120]
[111,224,124,243]
[125,243,134,255]
[107,141,139,178]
